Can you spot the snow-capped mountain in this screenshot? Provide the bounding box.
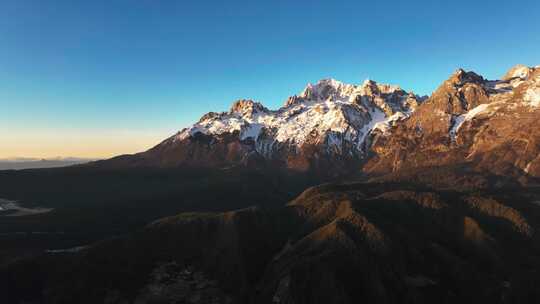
[101,64,539,180]
[174,79,421,150]
[142,78,424,174]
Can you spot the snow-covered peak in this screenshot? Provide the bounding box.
[171,77,421,158]
[448,69,484,85]
[452,68,467,77]
[362,78,374,86]
[485,65,540,107]
[503,64,533,80]
[361,80,403,95]
[296,78,405,104]
[299,78,357,101]
[229,99,268,116]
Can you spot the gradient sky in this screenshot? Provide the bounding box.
[1,0,539,158]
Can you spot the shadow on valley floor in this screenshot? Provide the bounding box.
[0,165,319,265]
[2,181,540,303]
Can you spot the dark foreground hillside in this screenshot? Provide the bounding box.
[0,166,317,266]
[3,181,540,303]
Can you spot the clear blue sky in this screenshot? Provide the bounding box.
[1,0,539,158]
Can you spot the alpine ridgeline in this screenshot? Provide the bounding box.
[103,65,540,182]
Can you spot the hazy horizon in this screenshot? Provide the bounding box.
[0,127,171,159]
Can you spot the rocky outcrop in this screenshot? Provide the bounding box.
[365,65,540,185]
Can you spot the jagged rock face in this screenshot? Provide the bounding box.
[365,65,540,183]
[134,79,422,175]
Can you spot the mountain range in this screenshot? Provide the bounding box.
[0,157,97,170]
[99,64,540,185]
[1,64,540,304]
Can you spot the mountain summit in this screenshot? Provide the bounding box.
[100,65,540,183]
[104,78,422,174]
[365,64,540,186]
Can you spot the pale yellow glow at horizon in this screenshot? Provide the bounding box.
[0,129,173,159]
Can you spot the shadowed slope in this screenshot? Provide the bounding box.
[4,182,540,303]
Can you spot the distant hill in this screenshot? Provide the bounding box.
[0,157,97,170]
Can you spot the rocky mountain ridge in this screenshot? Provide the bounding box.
[147,78,424,174]
[365,65,540,185]
[101,64,540,182]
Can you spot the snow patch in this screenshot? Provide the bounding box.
[524,87,540,107]
[524,162,533,174]
[486,80,514,92]
[509,65,531,79]
[449,104,491,141]
[357,106,387,150]
[373,112,408,134]
[240,123,264,140]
